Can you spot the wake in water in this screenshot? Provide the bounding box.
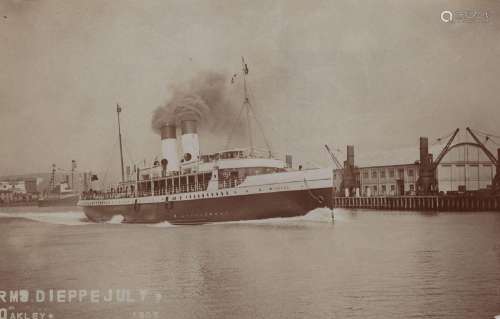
[106,215,125,224]
[148,221,176,228]
[0,208,348,227]
[218,208,341,226]
[0,211,90,226]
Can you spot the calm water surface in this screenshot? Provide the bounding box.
[0,207,499,319]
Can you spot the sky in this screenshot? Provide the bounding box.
[0,0,499,184]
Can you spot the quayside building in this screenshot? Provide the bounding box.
[332,128,499,197]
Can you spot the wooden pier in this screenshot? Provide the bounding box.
[332,195,500,212]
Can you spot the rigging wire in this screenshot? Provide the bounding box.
[225,71,273,156]
[483,135,500,146]
[122,129,137,166]
[224,100,246,149]
[99,138,119,190]
[430,129,456,146]
[114,112,140,179]
[469,128,500,146]
[469,127,500,148]
[245,86,273,154]
[247,101,273,155]
[245,86,322,167]
[245,87,280,155]
[470,127,500,139]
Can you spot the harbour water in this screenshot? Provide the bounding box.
[0,207,499,319]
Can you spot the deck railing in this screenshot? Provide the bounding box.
[81,182,212,200]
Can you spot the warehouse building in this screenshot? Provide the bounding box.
[333,163,419,197]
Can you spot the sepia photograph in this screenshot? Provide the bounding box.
[0,0,499,318]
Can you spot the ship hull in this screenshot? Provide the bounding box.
[82,188,333,225]
[38,194,79,207]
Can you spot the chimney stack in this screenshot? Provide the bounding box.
[180,120,200,163]
[347,145,355,168]
[285,154,292,168]
[420,137,429,165]
[418,136,435,194]
[160,125,179,172]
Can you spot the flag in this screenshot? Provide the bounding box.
[117,103,122,113]
[244,64,249,74]
[91,174,98,181]
[231,73,238,84]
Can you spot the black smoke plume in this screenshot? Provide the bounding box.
[152,71,234,134]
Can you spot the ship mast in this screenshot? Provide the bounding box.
[225,57,272,157]
[116,103,125,183]
[49,163,56,193]
[242,57,254,155]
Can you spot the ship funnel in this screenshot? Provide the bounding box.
[180,120,200,163]
[160,125,179,172]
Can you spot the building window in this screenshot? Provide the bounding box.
[372,170,377,179]
[398,169,404,179]
[408,169,414,177]
[390,185,395,191]
[409,184,415,191]
[389,169,395,178]
[381,185,386,193]
[380,170,386,178]
[373,186,377,194]
[363,171,369,179]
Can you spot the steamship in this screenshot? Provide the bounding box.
[78,60,333,225]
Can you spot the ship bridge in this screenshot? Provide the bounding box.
[180,148,286,173]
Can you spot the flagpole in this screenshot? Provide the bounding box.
[117,104,125,183]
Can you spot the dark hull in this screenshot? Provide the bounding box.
[0,201,38,208]
[38,195,79,207]
[83,188,333,225]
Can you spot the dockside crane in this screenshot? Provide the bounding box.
[417,128,459,194]
[465,127,498,165]
[432,128,460,168]
[466,127,500,192]
[419,127,500,194]
[324,144,359,197]
[324,144,343,169]
[324,144,342,221]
